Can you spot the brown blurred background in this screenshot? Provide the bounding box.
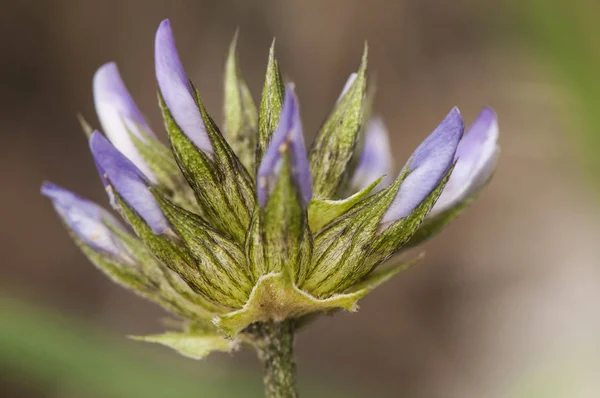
[2,0,600,397]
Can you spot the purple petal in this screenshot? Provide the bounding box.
[257,84,312,208]
[431,107,499,215]
[41,181,130,259]
[381,107,463,224]
[93,62,157,181]
[89,131,169,234]
[351,116,394,192]
[336,73,357,103]
[155,19,212,154]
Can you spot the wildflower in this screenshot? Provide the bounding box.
[42,18,498,397]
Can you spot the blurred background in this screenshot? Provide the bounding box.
[1,0,600,397]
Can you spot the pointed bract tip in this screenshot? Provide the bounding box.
[360,42,368,69]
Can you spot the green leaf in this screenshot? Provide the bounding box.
[300,177,402,297]
[307,176,382,232]
[224,32,259,173]
[309,45,368,199]
[159,90,256,245]
[256,41,285,169]
[153,191,254,308]
[131,332,233,360]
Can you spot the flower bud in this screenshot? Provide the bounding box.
[93,62,157,181]
[257,84,312,208]
[155,19,212,154]
[381,107,463,225]
[89,131,169,234]
[351,116,394,192]
[41,181,131,261]
[430,106,499,216]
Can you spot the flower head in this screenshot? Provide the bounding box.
[42,20,499,359]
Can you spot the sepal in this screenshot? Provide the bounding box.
[223,32,259,173]
[309,45,368,199]
[160,91,256,245]
[112,190,231,312]
[153,191,253,308]
[251,86,313,284]
[301,177,402,297]
[247,159,313,285]
[256,41,285,167]
[364,166,454,270]
[307,176,382,233]
[109,224,221,320]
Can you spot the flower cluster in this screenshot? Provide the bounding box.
[42,20,498,359]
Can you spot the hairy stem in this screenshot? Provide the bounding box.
[254,320,298,398]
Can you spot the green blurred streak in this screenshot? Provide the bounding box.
[520,0,600,186]
[0,297,263,397]
[0,297,353,397]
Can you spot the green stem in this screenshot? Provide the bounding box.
[254,320,298,398]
